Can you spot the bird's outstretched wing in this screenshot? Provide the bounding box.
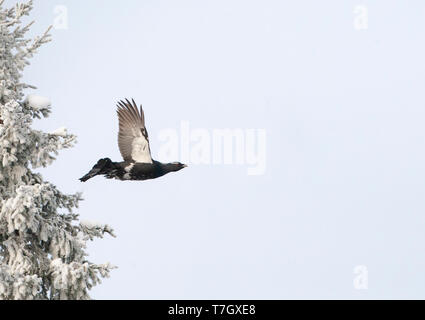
[117,99,153,163]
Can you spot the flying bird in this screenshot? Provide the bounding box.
[80,99,187,182]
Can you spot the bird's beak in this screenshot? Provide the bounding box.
[183,164,188,168]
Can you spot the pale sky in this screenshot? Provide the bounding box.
[9,0,425,299]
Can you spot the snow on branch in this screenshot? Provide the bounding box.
[80,220,116,241]
[0,0,33,28]
[0,0,115,300]
[25,94,51,110]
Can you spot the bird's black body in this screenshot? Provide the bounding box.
[80,158,186,182]
[79,99,187,182]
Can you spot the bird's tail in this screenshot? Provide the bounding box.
[79,158,114,182]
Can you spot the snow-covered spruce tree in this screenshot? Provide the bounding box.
[0,1,115,300]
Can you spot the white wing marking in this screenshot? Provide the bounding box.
[131,137,152,163]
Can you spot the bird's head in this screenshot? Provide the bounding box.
[165,162,187,172]
[170,162,188,172]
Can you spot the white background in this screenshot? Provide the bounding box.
[8,0,425,299]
